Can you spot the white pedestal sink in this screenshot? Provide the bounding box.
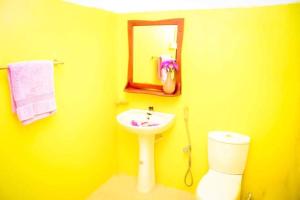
[117,109,175,193]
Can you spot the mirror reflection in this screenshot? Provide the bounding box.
[133,25,178,85]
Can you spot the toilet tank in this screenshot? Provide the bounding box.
[208,131,250,175]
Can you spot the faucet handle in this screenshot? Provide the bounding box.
[148,106,154,111]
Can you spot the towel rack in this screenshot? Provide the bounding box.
[0,60,64,70]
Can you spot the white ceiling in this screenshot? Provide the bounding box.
[65,0,300,13]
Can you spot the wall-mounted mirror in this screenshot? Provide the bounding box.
[125,19,184,96]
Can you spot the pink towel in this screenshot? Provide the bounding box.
[8,60,56,125]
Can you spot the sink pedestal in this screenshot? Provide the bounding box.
[116,109,175,193]
[137,135,155,193]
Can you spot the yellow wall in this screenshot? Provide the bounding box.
[1,1,300,200]
[115,3,300,200]
[0,1,117,200]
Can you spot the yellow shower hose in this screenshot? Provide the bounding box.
[184,106,193,187]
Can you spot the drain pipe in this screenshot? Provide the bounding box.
[246,193,253,200]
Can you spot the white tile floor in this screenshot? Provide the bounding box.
[87,175,196,200]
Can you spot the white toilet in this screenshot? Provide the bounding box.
[196,131,250,200]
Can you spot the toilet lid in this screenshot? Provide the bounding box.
[197,170,242,200]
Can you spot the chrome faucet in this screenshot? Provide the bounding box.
[148,106,154,111]
[147,106,154,120]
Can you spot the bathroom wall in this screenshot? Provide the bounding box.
[0,1,117,200]
[115,3,300,199]
[0,1,299,200]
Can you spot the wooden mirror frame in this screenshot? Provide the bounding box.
[124,18,184,96]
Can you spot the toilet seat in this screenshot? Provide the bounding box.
[196,170,242,200]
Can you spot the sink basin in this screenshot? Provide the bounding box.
[116,109,175,135]
[116,109,175,193]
